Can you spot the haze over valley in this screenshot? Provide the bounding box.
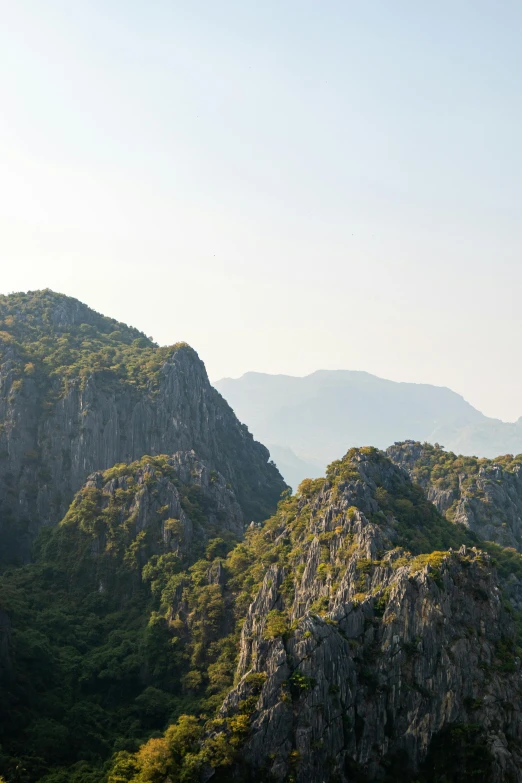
[216,370,522,489]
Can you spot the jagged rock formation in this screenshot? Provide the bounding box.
[109,448,522,783]
[3,294,522,783]
[0,290,285,563]
[387,441,522,551]
[213,450,522,782]
[225,553,521,782]
[60,450,244,588]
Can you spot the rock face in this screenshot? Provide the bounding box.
[387,441,522,551]
[211,450,522,782]
[0,291,286,563]
[3,294,522,782]
[79,449,244,566]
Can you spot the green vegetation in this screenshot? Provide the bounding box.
[0,290,287,571]
[418,723,493,781]
[0,289,191,399]
[1,439,521,782]
[263,609,291,640]
[289,671,316,692]
[374,480,476,555]
[403,442,522,492]
[484,542,522,580]
[0,456,246,783]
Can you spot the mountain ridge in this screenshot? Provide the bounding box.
[104,446,522,783]
[4,444,522,782]
[388,440,522,553]
[0,290,286,565]
[215,370,522,488]
[2,291,522,782]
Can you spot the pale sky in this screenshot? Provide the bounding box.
[1,1,521,421]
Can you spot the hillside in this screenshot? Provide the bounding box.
[106,447,522,782]
[3,292,522,783]
[0,291,286,564]
[0,452,249,782]
[3,445,522,781]
[388,441,522,552]
[215,370,522,488]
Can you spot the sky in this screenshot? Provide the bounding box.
[1,1,521,421]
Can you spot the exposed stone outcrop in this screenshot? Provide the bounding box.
[80,450,244,567]
[388,440,522,551]
[212,451,522,782]
[0,292,286,563]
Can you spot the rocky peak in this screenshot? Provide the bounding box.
[0,292,286,565]
[0,288,148,340]
[55,451,244,580]
[387,440,522,551]
[15,444,520,783]
[185,448,522,782]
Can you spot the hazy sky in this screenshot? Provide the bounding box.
[1,1,521,421]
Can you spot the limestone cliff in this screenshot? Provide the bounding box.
[0,290,286,563]
[198,450,522,782]
[5,445,522,782]
[55,449,244,587]
[387,441,522,551]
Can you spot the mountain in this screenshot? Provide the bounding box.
[0,290,286,564]
[3,442,522,781]
[105,447,522,782]
[388,440,522,552]
[0,451,247,782]
[214,370,522,488]
[3,291,522,783]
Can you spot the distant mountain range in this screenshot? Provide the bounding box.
[214,370,522,488]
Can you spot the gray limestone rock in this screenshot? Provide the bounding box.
[209,454,522,781]
[0,304,285,563]
[388,441,522,551]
